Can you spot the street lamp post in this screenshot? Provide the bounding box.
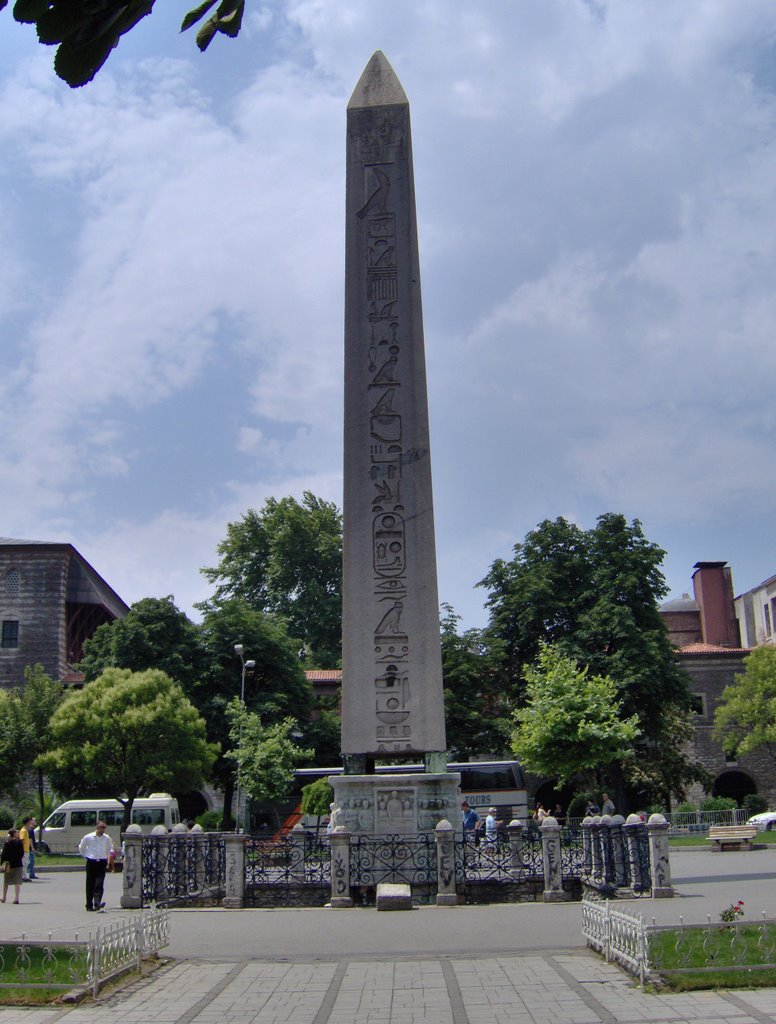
[233,644,255,832]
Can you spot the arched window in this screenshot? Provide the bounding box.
[5,569,20,599]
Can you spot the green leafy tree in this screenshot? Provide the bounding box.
[79,595,205,685]
[480,513,701,809]
[513,643,639,786]
[714,645,776,765]
[201,492,343,667]
[440,604,511,760]
[37,667,217,830]
[13,665,64,837]
[2,0,246,88]
[225,699,311,825]
[300,777,333,834]
[195,599,313,826]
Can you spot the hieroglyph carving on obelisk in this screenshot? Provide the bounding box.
[342,51,447,761]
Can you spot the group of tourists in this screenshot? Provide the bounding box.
[1,817,118,911]
[0,815,38,904]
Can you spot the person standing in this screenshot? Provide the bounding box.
[1,828,25,904]
[78,821,115,912]
[601,793,615,816]
[485,807,502,843]
[19,816,37,880]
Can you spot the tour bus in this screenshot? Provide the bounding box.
[290,761,528,831]
[35,794,180,854]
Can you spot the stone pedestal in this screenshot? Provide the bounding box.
[222,833,247,908]
[434,819,458,906]
[647,813,673,898]
[329,772,460,836]
[120,829,143,909]
[329,830,354,908]
[541,816,566,902]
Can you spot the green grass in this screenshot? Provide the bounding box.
[649,923,776,991]
[34,853,83,867]
[0,943,88,1003]
[669,830,776,848]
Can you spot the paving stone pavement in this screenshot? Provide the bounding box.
[1,851,775,1024]
[0,951,775,1024]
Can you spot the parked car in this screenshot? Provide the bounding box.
[746,810,776,831]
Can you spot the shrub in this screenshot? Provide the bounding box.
[675,801,697,814]
[0,806,14,830]
[743,793,768,816]
[196,810,222,831]
[700,796,738,812]
[566,792,595,819]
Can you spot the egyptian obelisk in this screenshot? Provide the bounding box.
[340,52,450,796]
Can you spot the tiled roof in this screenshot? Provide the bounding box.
[306,669,342,681]
[679,642,750,654]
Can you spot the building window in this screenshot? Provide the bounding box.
[5,569,20,599]
[690,693,706,716]
[764,603,773,637]
[1,620,19,648]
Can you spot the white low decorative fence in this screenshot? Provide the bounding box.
[583,899,776,986]
[581,898,648,985]
[0,907,170,997]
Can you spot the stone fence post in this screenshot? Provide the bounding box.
[647,813,673,898]
[581,816,594,878]
[623,814,646,893]
[329,828,353,908]
[507,820,524,870]
[434,819,458,906]
[606,814,627,887]
[120,827,143,909]
[222,833,247,908]
[540,815,565,902]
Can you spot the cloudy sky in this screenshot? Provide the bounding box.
[2,1,776,632]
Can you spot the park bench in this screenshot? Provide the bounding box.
[708,825,758,851]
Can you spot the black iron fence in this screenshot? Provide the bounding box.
[125,813,666,910]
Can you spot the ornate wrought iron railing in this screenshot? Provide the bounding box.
[458,829,544,903]
[244,833,331,907]
[140,833,225,905]
[349,832,437,904]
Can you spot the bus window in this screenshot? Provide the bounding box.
[71,810,97,828]
[43,811,66,829]
[99,810,124,826]
[131,808,165,826]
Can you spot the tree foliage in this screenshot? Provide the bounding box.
[194,599,313,825]
[714,645,776,765]
[0,665,64,815]
[37,667,217,829]
[440,604,511,760]
[480,513,701,807]
[513,643,640,785]
[225,699,311,811]
[79,595,205,685]
[2,0,247,88]
[201,492,343,667]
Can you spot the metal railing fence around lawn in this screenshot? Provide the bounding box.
[583,899,776,987]
[0,907,169,997]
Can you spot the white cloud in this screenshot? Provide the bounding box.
[2,0,776,629]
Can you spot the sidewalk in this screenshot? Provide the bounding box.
[0,847,773,1023]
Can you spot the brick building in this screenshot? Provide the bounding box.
[660,561,775,807]
[0,538,128,688]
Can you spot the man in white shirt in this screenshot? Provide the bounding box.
[78,821,115,912]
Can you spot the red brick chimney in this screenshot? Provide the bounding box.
[691,561,740,647]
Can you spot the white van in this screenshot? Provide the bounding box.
[36,794,180,854]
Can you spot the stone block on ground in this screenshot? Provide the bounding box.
[376,882,412,911]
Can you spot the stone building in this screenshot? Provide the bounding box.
[660,561,774,807]
[0,538,128,689]
[735,572,776,648]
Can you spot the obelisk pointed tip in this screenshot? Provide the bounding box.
[348,51,408,109]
